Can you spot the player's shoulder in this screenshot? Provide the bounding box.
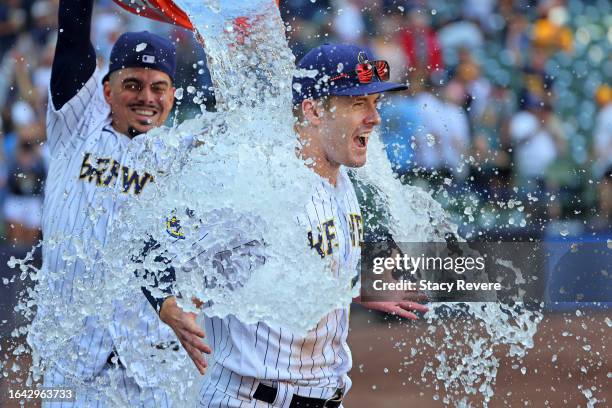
[47,68,105,117]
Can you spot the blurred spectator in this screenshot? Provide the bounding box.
[504,13,530,66]
[411,76,445,178]
[92,7,125,71]
[453,50,491,123]
[518,48,555,109]
[509,95,565,185]
[370,9,408,83]
[532,0,573,55]
[379,91,422,176]
[3,101,45,247]
[592,84,612,179]
[410,78,469,181]
[333,0,365,43]
[399,7,444,75]
[461,0,497,34]
[587,168,612,233]
[437,80,470,179]
[437,19,484,66]
[0,0,26,59]
[30,0,56,47]
[470,80,514,201]
[283,0,331,21]
[12,50,46,118]
[31,40,54,107]
[281,0,331,59]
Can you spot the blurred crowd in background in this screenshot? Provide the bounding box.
[0,0,609,248]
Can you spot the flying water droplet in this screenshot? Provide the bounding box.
[174,88,184,100]
[426,133,435,146]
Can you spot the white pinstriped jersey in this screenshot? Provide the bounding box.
[30,68,177,385]
[202,168,363,395]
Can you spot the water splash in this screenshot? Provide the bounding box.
[422,303,542,406]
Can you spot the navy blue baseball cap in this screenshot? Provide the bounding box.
[292,44,407,105]
[103,31,177,83]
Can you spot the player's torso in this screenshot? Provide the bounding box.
[209,169,363,387]
[36,108,171,379]
[43,119,154,286]
[299,171,363,280]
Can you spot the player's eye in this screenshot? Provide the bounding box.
[123,81,142,92]
[152,84,168,94]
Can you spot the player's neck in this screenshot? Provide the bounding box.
[297,132,340,186]
[311,158,340,186]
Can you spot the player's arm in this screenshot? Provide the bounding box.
[159,296,211,375]
[354,234,429,319]
[137,237,212,375]
[156,237,265,376]
[50,0,96,110]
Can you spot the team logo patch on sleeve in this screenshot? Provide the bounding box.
[165,216,185,239]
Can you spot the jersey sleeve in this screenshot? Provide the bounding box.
[45,68,106,158]
[140,209,266,313]
[177,211,266,293]
[50,0,96,110]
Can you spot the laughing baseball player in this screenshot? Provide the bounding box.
[28,0,193,406]
[155,44,429,408]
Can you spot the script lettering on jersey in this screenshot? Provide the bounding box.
[348,213,363,247]
[307,213,363,258]
[79,152,153,195]
[307,219,336,257]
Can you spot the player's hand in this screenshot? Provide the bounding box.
[360,301,429,320]
[160,296,212,375]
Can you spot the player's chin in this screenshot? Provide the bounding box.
[131,121,157,135]
[347,154,367,168]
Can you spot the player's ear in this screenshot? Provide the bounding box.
[302,99,323,126]
[103,80,113,105]
[168,86,176,105]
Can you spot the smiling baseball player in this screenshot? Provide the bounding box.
[156,44,429,408]
[27,0,192,407]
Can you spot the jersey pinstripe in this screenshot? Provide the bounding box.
[201,168,363,400]
[30,68,178,390]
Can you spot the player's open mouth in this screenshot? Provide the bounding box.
[354,133,369,149]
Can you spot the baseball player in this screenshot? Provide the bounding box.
[156,44,429,408]
[27,0,190,406]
